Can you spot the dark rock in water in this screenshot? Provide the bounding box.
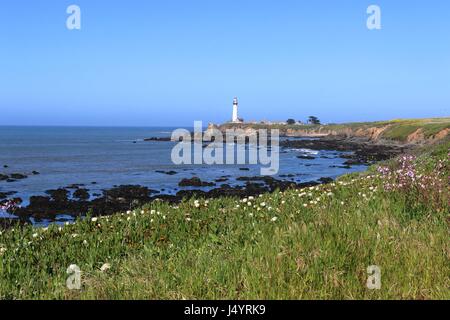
[330,165,352,169]
[3,165,8,168]
[28,196,52,208]
[73,188,90,200]
[297,155,315,160]
[215,177,229,182]
[0,174,9,181]
[178,177,216,187]
[280,174,295,178]
[239,168,250,171]
[318,177,334,184]
[156,170,178,176]
[91,182,97,185]
[46,189,69,202]
[0,191,17,199]
[32,171,40,175]
[6,179,16,183]
[343,159,365,166]
[103,185,158,201]
[66,184,85,189]
[144,137,172,142]
[10,173,27,180]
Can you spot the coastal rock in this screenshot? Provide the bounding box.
[318,177,334,184]
[156,170,178,175]
[282,138,404,165]
[66,184,85,189]
[0,174,9,181]
[297,155,316,160]
[45,189,70,202]
[0,191,17,199]
[330,165,352,169]
[73,188,90,200]
[144,137,172,142]
[178,177,216,187]
[10,173,27,180]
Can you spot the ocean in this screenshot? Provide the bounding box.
[0,126,367,220]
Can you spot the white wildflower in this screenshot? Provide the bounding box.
[100,263,111,272]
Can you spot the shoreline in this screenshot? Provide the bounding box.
[0,135,407,228]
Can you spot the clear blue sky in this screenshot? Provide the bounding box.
[0,0,449,126]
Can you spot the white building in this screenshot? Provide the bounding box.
[232,97,242,123]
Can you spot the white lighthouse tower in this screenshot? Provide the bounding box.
[232,97,239,123]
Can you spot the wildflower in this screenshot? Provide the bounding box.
[91,217,98,222]
[271,217,278,222]
[32,233,38,238]
[83,240,88,246]
[100,263,111,272]
[126,210,132,215]
[0,246,6,256]
[260,202,266,207]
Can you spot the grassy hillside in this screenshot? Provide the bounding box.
[0,140,449,299]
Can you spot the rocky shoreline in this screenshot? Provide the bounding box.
[0,135,408,229]
[280,136,409,165]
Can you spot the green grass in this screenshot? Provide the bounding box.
[0,141,449,300]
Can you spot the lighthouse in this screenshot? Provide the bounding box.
[232,97,239,122]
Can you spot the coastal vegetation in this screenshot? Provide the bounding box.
[0,136,448,299]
